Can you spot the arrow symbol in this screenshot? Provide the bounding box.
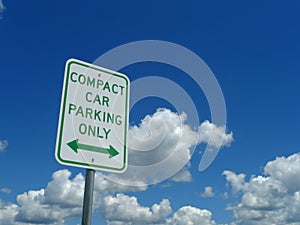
[67,139,119,158]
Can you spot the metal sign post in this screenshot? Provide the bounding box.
[82,169,95,225]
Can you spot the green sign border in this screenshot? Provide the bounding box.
[56,59,129,172]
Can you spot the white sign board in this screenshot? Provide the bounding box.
[55,58,130,173]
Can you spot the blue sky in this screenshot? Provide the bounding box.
[0,1,300,225]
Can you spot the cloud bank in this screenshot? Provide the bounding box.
[224,153,300,225]
[10,152,300,224]
[0,169,218,225]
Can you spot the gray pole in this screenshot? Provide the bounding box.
[82,169,95,225]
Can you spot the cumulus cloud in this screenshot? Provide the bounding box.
[264,153,300,193]
[0,140,8,152]
[16,190,72,224]
[0,200,18,225]
[94,172,147,193]
[169,163,192,182]
[42,169,84,207]
[101,194,218,225]
[222,170,245,194]
[0,169,148,224]
[0,169,220,225]
[201,186,214,198]
[198,121,233,147]
[166,206,216,225]
[15,170,84,224]
[0,170,85,224]
[12,169,145,224]
[224,152,300,225]
[102,193,171,224]
[104,206,219,225]
[101,108,233,186]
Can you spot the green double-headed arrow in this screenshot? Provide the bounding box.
[67,139,119,158]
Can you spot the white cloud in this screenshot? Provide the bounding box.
[0,169,220,225]
[201,186,214,198]
[222,170,245,194]
[0,140,8,152]
[12,169,146,224]
[94,172,147,194]
[102,193,172,225]
[101,108,233,186]
[0,169,161,224]
[264,153,300,193]
[166,206,216,225]
[223,192,229,199]
[169,163,192,182]
[15,170,84,224]
[0,188,11,194]
[100,194,218,225]
[198,121,233,147]
[16,189,67,224]
[224,152,300,225]
[0,200,18,225]
[42,169,84,207]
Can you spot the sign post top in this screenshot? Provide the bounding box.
[55,58,130,173]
